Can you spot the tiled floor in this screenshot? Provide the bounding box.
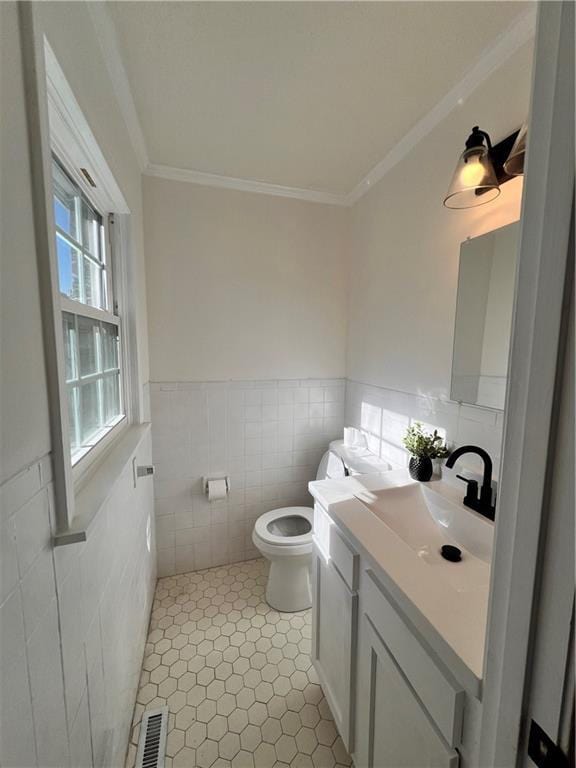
[127,559,352,768]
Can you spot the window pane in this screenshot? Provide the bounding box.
[77,316,99,377]
[62,313,77,381]
[56,234,81,300]
[79,380,101,443]
[101,322,119,371]
[68,387,79,453]
[81,201,102,260]
[52,160,79,239]
[103,373,121,424]
[83,256,104,309]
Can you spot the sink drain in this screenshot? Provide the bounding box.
[441,545,462,562]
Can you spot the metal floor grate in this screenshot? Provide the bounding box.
[135,707,168,768]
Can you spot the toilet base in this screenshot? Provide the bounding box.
[264,555,312,612]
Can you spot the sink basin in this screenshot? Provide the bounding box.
[353,480,494,566]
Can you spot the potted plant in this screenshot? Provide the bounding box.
[402,422,449,481]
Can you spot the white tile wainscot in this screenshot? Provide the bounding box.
[0,428,156,768]
[344,379,504,484]
[151,379,345,576]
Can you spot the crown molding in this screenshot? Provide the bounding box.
[144,164,350,206]
[85,0,149,171]
[346,6,537,205]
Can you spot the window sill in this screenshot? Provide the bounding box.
[71,414,126,471]
[53,422,151,547]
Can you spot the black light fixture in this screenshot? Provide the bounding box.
[444,125,521,209]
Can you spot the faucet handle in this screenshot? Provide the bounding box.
[456,474,479,505]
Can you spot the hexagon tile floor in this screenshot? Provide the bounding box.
[126,558,352,768]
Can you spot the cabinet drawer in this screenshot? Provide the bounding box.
[362,569,464,747]
[314,504,359,591]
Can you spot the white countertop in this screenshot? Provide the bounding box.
[309,468,493,694]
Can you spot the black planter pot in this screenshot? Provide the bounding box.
[408,455,433,482]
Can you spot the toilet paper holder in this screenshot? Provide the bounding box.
[202,475,231,495]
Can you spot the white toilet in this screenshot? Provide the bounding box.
[252,440,393,612]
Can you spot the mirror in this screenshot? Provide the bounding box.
[451,221,519,410]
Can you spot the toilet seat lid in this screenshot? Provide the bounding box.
[254,507,313,546]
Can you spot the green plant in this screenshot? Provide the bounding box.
[402,422,449,459]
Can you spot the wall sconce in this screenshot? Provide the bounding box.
[503,122,527,176]
[444,125,522,209]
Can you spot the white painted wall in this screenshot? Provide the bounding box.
[0,2,51,484]
[0,4,154,767]
[144,176,349,383]
[346,43,531,400]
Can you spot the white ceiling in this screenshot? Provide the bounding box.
[109,1,533,196]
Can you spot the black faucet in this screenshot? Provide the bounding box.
[445,445,496,521]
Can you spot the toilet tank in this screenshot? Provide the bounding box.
[316,450,347,480]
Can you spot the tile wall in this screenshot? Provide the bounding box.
[345,379,505,482]
[0,430,156,768]
[151,380,346,577]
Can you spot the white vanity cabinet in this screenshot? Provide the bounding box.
[311,501,470,768]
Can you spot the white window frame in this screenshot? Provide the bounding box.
[51,154,127,472]
[43,40,138,491]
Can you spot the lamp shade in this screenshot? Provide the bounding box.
[503,122,527,176]
[443,144,500,209]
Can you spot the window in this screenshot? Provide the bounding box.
[52,156,125,465]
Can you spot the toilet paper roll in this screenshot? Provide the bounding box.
[343,427,355,447]
[207,478,228,502]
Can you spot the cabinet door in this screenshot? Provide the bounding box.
[311,544,357,752]
[356,615,459,768]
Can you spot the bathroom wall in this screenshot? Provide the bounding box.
[152,378,345,576]
[143,176,349,382]
[344,41,533,476]
[0,433,155,768]
[144,177,349,574]
[345,380,504,477]
[0,3,154,766]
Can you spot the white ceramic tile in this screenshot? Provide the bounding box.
[86,637,109,768]
[0,462,41,523]
[175,545,196,574]
[20,545,56,638]
[0,432,156,767]
[27,602,64,703]
[28,606,69,768]
[0,644,37,768]
[152,380,345,575]
[158,548,176,578]
[58,558,84,666]
[63,647,88,729]
[127,559,352,768]
[69,689,94,768]
[0,514,18,604]
[346,380,504,480]
[0,588,25,661]
[14,489,50,577]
